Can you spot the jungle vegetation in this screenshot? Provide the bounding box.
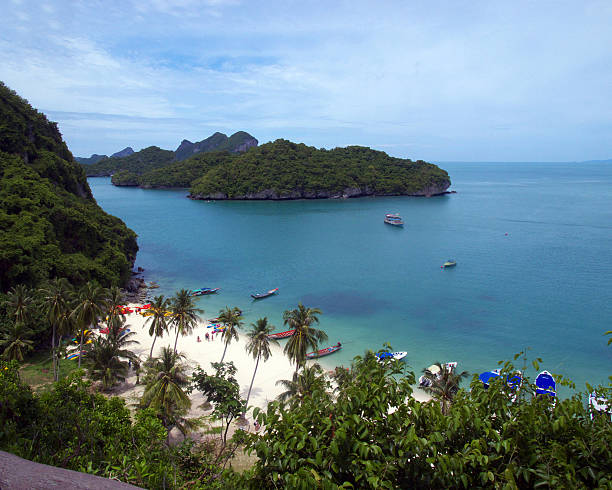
[0,82,137,293]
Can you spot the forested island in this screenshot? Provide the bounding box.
[109,139,452,199]
[82,131,258,178]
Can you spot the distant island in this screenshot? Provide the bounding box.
[103,138,451,199]
[81,131,258,177]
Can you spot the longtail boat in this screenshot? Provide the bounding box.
[306,342,342,359]
[267,329,295,339]
[191,288,220,296]
[251,288,278,299]
[384,213,404,226]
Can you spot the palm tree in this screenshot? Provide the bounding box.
[140,346,192,434]
[218,306,243,363]
[4,284,33,326]
[276,363,328,407]
[53,305,76,381]
[420,362,469,415]
[169,289,202,354]
[71,282,107,367]
[282,303,327,373]
[40,278,73,380]
[105,286,126,330]
[144,295,170,359]
[87,336,130,390]
[244,317,279,411]
[0,323,34,362]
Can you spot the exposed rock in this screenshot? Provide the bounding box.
[189,180,451,201]
[0,450,141,489]
[111,147,134,158]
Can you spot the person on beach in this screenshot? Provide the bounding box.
[205,333,209,341]
[197,336,201,342]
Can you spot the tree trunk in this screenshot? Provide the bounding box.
[51,324,56,381]
[149,334,157,359]
[244,355,260,413]
[78,328,84,368]
[220,342,228,363]
[173,326,180,354]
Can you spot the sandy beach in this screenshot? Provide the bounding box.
[123,304,298,418]
[118,303,431,424]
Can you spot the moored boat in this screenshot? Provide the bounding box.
[267,329,295,339]
[384,213,404,226]
[535,370,556,398]
[442,260,457,268]
[376,351,407,362]
[251,288,279,299]
[589,392,611,421]
[306,342,342,359]
[191,287,220,296]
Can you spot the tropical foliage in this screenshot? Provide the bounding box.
[140,346,192,436]
[191,361,245,445]
[169,289,202,353]
[282,303,327,372]
[420,361,469,415]
[243,352,612,489]
[275,363,329,407]
[0,82,137,293]
[218,306,243,363]
[145,294,170,358]
[244,317,278,411]
[189,139,451,199]
[85,145,174,177]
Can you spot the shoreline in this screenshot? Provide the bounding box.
[121,303,432,418]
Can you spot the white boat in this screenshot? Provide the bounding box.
[376,351,407,362]
[589,392,611,421]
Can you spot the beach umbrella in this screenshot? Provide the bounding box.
[427,364,441,375]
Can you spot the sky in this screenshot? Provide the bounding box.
[1,0,612,162]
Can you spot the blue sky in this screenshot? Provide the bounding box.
[1,0,611,161]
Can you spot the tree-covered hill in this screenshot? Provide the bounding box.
[83,146,174,177]
[112,150,235,188]
[189,139,451,200]
[0,82,137,291]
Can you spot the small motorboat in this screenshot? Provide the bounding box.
[589,392,611,421]
[306,342,342,359]
[384,213,404,226]
[535,370,556,398]
[191,288,220,296]
[251,288,279,299]
[267,329,295,340]
[442,260,457,268]
[376,351,407,362]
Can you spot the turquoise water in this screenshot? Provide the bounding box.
[89,162,612,392]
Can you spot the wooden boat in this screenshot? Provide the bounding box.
[267,329,295,339]
[384,213,404,226]
[191,287,220,296]
[251,288,278,299]
[306,342,342,359]
[442,260,457,268]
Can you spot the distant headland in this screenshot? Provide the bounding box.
[82,137,451,199]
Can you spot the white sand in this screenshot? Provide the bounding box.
[124,305,297,417]
[119,303,431,425]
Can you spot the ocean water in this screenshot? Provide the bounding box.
[89,162,612,392]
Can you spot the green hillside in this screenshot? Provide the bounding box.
[0,82,137,291]
[83,146,174,177]
[189,139,451,199]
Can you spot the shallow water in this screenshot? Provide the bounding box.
[89,161,612,393]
